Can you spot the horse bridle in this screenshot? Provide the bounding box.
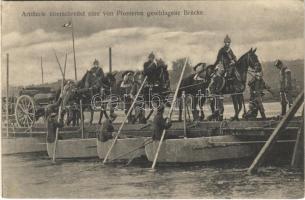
[247,52,262,74]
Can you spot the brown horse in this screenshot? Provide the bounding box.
[225,48,262,120]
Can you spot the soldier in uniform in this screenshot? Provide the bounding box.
[208,64,226,121]
[90,59,104,77]
[131,71,146,124]
[214,35,239,92]
[246,71,271,120]
[120,70,135,123]
[152,104,172,141]
[274,60,293,116]
[143,52,158,85]
[97,112,117,142]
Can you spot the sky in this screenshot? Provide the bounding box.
[1,0,304,86]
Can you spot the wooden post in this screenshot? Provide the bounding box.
[291,105,304,167]
[41,56,44,84]
[80,99,84,139]
[6,53,9,137]
[103,76,148,164]
[109,47,112,73]
[71,21,77,80]
[182,91,187,138]
[151,58,189,170]
[248,91,304,174]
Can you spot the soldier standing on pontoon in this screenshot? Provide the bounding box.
[120,70,135,123]
[208,64,225,121]
[274,59,293,116]
[246,71,271,120]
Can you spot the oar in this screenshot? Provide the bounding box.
[52,105,62,163]
[103,76,148,164]
[52,51,67,163]
[151,58,188,170]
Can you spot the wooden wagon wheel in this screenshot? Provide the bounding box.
[15,95,36,128]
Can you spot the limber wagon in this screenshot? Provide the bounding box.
[14,86,57,128]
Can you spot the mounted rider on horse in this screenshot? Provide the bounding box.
[214,35,241,93]
[142,52,171,120]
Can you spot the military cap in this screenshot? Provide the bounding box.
[224,35,231,43]
[148,52,155,59]
[93,59,99,65]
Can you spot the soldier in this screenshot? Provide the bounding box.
[97,112,117,142]
[46,112,64,143]
[152,104,172,141]
[143,52,158,85]
[215,35,237,67]
[90,59,104,77]
[131,71,146,124]
[208,64,226,121]
[156,58,170,89]
[120,70,135,123]
[85,59,104,89]
[214,35,239,92]
[274,60,293,116]
[246,71,271,120]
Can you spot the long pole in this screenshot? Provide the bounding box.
[151,58,188,170]
[6,53,9,137]
[41,56,44,84]
[291,105,304,167]
[71,21,77,80]
[52,52,67,163]
[80,99,84,139]
[103,76,148,164]
[52,105,62,163]
[63,53,67,80]
[183,91,187,138]
[248,91,304,174]
[53,50,64,78]
[109,47,112,73]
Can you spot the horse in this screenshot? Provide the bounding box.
[177,64,215,122]
[96,72,117,124]
[142,59,171,121]
[223,48,262,120]
[57,69,116,125]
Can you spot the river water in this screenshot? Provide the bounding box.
[2,152,304,198]
[2,102,304,198]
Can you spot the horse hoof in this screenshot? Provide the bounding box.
[230,116,239,121]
